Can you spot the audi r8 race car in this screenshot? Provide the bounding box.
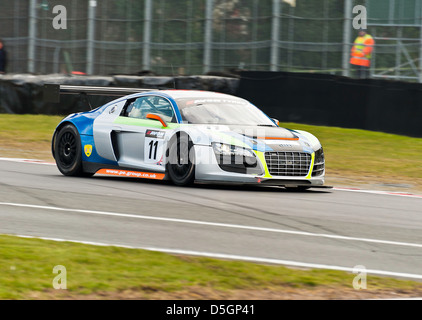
[50,86,326,189]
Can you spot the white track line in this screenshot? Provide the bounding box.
[334,187,422,199]
[8,234,422,281]
[1,201,422,249]
[0,157,55,165]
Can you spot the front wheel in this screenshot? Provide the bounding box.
[166,133,195,186]
[54,124,90,177]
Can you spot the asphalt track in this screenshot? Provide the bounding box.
[1,158,422,281]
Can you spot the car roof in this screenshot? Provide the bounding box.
[103,89,246,110]
[156,90,241,100]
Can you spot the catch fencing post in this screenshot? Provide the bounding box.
[203,0,213,74]
[87,0,97,75]
[342,0,352,77]
[270,0,281,71]
[28,0,37,73]
[143,0,152,71]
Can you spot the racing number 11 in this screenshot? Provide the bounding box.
[144,130,164,165]
[148,140,158,160]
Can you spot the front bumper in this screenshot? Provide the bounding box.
[193,145,325,187]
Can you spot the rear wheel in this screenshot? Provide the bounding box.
[166,133,195,186]
[54,124,90,177]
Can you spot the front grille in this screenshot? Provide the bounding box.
[265,152,312,177]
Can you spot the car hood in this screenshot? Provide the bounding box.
[229,125,298,140]
[190,124,316,153]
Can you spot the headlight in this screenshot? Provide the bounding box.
[212,142,255,158]
[211,142,261,174]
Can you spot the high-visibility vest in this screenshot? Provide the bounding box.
[350,34,374,67]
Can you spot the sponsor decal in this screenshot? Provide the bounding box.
[279,143,294,148]
[96,169,165,180]
[84,145,93,157]
[146,130,165,139]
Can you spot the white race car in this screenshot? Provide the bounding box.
[51,87,326,190]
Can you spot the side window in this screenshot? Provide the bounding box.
[123,96,176,123]
[126,97,149,119]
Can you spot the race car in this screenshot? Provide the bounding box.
[50,86,326,189]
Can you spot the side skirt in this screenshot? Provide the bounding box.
[82,161,168,181]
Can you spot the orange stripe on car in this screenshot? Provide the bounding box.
[96,169,165,180]
[257,137,299,141]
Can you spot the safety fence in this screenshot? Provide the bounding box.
[2,0,422,81]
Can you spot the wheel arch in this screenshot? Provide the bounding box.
[52,120,77,159]
[166,130,195,155]
[166,130,196,186]
[51,113,97,159]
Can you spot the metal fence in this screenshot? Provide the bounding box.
[1,0,422,81]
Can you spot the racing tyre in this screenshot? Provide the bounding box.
[166,133,195,186]
[54,124,91,177]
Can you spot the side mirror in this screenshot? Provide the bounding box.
[271,118,280,126]
[146,113,168,127]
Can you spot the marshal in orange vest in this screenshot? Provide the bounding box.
[350,30,375,68]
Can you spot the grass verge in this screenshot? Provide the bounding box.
[1,235,422,300]
[0,114,62,161]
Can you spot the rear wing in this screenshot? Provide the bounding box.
[43,83,157,110]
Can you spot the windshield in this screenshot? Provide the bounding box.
[176,96,276,126]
